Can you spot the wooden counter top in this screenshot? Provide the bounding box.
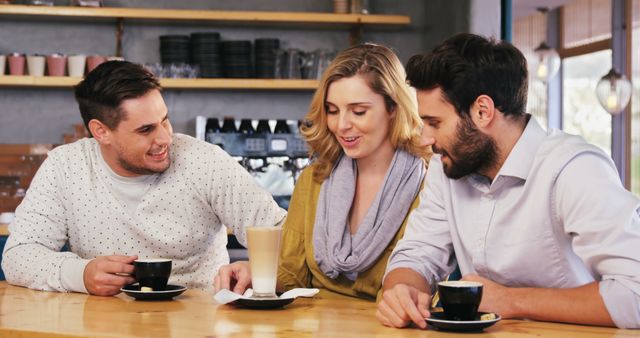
[0,282,634,337]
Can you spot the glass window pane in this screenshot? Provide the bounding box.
[562,50,612,155]
[528,81,548,129]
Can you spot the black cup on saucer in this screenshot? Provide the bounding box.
[134,258,172,291]
[437,281,483,321]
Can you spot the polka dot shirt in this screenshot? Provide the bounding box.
[2,133,286,293]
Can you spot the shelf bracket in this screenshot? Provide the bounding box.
[349,23,363,46]
[116,18,124,58]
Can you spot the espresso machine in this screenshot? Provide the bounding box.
[197,116,309,205]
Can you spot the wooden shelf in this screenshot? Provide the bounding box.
[0,76,79,87]
[0,76,318,90]
[162,78,317,90]
[0,5,410,25]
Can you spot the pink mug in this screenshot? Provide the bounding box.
[7,53,26,76]
[47,54,67,76]
[86,55,106,73]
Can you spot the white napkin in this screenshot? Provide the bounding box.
[214,288,319,305]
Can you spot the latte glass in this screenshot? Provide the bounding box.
[246,226,282,298]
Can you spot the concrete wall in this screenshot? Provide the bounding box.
[0,0,478,144]
[469,0,501,38]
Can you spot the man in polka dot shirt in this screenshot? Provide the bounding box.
[2,61,287,296]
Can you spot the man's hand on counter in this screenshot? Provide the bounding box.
[214,261,251,294]
[83,255,137,296]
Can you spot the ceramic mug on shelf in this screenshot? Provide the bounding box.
[27,55,46,77]
[67,54,86,77]
[7,53,26,76]
[47,53,67,76]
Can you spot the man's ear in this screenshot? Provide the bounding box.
[470,95,495,129]
[88,119,112,145]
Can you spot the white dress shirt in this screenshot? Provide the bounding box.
[2,133,286,293]
[386,117,640,328]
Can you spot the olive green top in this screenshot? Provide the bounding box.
[278,164,422,301]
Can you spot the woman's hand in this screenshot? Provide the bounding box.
[213,261,252,294]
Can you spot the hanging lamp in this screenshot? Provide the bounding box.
[532,7,560,82]
[595,68,632,115]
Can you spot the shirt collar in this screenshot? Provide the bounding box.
[495,115,547,181]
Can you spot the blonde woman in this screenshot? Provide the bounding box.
[215,43,430,300]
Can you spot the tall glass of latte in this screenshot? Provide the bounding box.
[246,226,282,298]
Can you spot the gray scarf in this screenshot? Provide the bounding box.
[313,149,425,279]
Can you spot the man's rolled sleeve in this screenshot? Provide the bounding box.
[384,156,455,292]
[60,258,91,294]
[557,152,640,329]
[600,279,640,328]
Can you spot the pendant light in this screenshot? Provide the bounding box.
[596,68,631,115]
[532,7,560,83]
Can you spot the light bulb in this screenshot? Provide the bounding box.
[536,63,548,79]
[606,93,618,111]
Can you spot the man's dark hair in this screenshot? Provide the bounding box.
[74,60,161,135]
[406,33,528,118]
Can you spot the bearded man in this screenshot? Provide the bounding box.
[376,33,640,329]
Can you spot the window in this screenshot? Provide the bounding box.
[559,0,613,154]
[562,50,612,154]
[514,0,636,193]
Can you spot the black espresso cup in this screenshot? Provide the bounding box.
[134,259,172,291]
[437,281,483,321]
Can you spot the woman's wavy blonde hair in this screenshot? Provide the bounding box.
[301,43,431,182]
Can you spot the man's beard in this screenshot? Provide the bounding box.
[117,147,171,176]
[433,115,498,179]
